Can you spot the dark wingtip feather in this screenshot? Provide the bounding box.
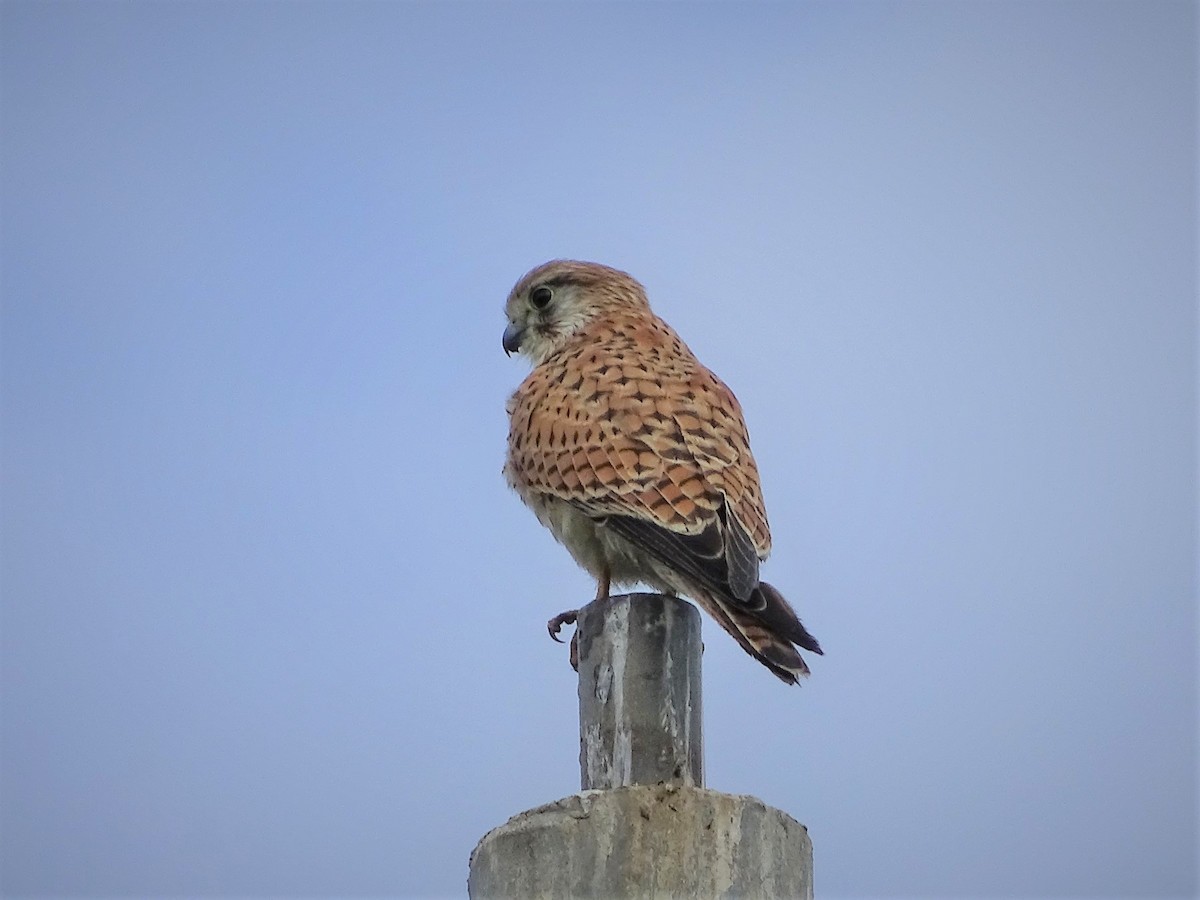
[753,581,823,655]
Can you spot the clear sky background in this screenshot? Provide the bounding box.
[2,2,1196,898]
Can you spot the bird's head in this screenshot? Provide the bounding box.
[502,260,651,365]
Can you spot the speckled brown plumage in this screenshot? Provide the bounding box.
[502,260,822,684]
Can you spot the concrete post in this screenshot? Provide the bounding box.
[576,594,703,790]
[468,593,814,900]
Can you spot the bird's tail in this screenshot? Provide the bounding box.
[695,581,823,686]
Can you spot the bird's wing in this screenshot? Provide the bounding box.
[507,316,771,607]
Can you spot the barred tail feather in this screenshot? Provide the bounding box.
[692,582,822,686]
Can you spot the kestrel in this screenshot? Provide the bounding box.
[502,260,822,685]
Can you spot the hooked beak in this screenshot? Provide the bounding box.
[502,323,525,356]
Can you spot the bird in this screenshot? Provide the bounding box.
[502,259,822,684]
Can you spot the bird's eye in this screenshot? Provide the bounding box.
[530,286,553,309]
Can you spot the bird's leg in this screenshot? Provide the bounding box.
[594,566,611,602]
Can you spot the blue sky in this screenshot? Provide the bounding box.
[2,2,1195,898]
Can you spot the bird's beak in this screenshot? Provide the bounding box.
[502,323,525,356]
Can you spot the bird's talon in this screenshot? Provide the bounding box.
[547,609,579,643]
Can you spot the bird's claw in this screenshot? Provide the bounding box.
[547,609,581,672]
[547,609,579,643]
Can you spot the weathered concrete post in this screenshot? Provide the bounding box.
[468,593,813,899]
[576,593,703,790]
